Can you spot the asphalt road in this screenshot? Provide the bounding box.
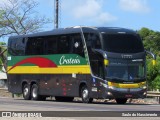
[0,97,160,119]
[0,97,160,111]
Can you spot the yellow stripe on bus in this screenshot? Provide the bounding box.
[108,81,146,89]
[7,65,91,74]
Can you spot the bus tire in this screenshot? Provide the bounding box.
[31,84,43,101]
[22,84,31,100]
[81,85,93,103]
[116,98,127,104]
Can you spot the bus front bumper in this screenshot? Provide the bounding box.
[102,87,147,99]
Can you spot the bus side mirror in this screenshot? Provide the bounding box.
[145,50,156,66]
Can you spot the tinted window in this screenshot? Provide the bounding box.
[8,38,26,56]
[84,33,101,50]
[71,34,84,57]
[16,34,85,56]
[57,36,70,54]
[84,33,103,77]
[45,36,57,54]
[44,34,84,55]
[25,37,44,55]
[56,34,84,56]
[103,34,144,53]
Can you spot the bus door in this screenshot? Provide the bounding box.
[90,57,104,98]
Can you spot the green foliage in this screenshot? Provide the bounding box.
[138,27,151,40]
[139,28,160,90]
[146,58,160,90]
[138,28,160,55]
[0,42,6,45]
[0,58,2,71]
[0,42,7,71]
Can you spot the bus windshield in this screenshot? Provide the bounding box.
[105,60,145,81]
[102,34,144,53]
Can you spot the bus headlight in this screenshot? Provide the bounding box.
[107,92,112,95]
[100,82,108,88]
[103,84,108,88]
[140,85,146,89]
[142,86,147,89]
[108,86,114,89]
[139,82,147,89]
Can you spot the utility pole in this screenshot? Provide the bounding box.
[55,0,59,29]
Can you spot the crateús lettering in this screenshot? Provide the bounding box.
[59,56,80,65]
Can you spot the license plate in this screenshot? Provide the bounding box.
[125,95,132,98]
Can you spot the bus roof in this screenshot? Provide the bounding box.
[9,26,137,39]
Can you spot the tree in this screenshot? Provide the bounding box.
[138,28,160,91]
[138,28,160,55]
[138,27,151,40]
[147,57,160,90]
[0,43,7,71]
[0,0,51,37]
[0,0,51,71]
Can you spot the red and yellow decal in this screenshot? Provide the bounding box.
[7,56,91,74]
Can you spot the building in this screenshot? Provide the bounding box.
[0,66,7,88]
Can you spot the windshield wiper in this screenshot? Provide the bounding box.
[105,77,124,82]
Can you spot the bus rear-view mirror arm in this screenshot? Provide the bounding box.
[145,50,156,66]
[92,49,109,66]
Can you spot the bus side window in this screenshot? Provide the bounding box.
[72,34,85,57]
[9,38,26,56]
[8,39,17,56]
[57,35,70,54]
[93,35,101,49]
[25,37,44,55]
[85,33,101,49]
[84,33,103,78]
[45,36,57,54]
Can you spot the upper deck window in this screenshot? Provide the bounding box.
[102,34,144,53]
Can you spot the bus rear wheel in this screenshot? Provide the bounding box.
[22,84,31,100]
[116,98,127,104]
[31,84,46,101]
[81,85,93,103]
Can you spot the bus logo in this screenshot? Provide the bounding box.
[59,55,81,65]
[121,54,132,59]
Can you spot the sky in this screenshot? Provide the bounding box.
[35,0,160,31]
[0,0,160,42]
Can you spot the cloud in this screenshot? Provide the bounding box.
[119,0,150,13]
[61,0,117,25]
[72,0,101,19]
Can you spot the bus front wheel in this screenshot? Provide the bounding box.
[23,84,31,100]
[81,85,93,103]
[115,98,127,104]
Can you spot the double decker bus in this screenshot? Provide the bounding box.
[7,26,155,104]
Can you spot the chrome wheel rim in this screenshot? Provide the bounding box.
[82,89,88,99]
[24,87,28,96]
[32,87,37,98]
